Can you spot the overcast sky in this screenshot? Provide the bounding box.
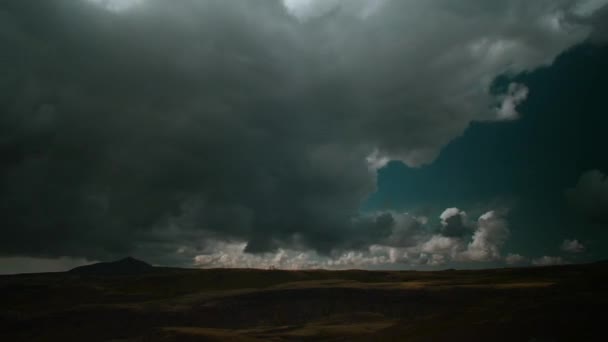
[1,0,607,273]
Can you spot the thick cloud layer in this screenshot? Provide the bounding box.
[0,0,605,267]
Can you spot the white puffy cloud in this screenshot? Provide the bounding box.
[193,241,449,269]
[366,149,391,171]
[505,253,528,265]
[193,209,512,269]
[496,83,530,120]
[421,235,463,255]
[561,239,585,253]
[532,256,566,266]
[193,241,399,269]
[460,211,510,262]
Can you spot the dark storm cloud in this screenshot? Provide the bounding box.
[439,208,471,238]
[0,0,604,265]
[566,170,608,226]
[0,0,379,262]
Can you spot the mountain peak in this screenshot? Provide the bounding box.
[117,256,146,264]
[69,257,154,275]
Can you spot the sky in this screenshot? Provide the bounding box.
[1,0,607,273]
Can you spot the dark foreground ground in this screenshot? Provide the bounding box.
[2,261,608,341]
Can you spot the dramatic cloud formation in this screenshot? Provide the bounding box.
[193,210,512,269]
[1,0,606,269]
[461,210,510,262]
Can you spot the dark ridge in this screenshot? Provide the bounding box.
[68,257,154,275]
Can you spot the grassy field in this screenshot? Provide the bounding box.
[1,262,608,341]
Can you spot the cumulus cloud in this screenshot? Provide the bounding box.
[194,209,511,268]
[460,211,510,262]
[566,170,608,225]
[505,253,528,265]
[496,83,529,120]
[193,240,444,270]
[193,240,406,269]
[0,0,601,266]
[532,256,566,266]
[561,239,585,253]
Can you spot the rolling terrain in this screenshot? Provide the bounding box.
[1,258,607,341]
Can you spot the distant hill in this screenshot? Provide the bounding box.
[69,257,155,275]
